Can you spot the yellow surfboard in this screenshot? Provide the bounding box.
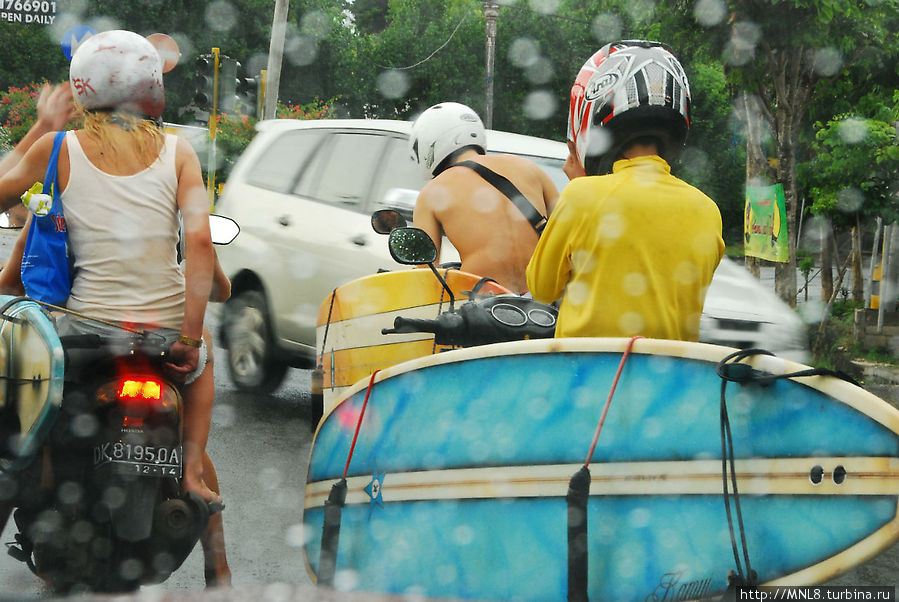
[315,269,510,412]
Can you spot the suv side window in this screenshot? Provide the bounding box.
[246,129,324,192]
[367,135,425,212]
[296,132,388,209]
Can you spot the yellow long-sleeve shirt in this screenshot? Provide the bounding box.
[526,155,724,341]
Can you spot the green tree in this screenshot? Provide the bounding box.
[805,109,899,302]
[716,0,899,304]
[0,21,70,88]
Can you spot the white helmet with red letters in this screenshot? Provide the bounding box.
[69,30,166,117]
[568,40,691,175]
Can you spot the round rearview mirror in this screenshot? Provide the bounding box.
[0,212,24,230]
[388,227,437,265]
[371,209,407,235]
[209,214,240,245]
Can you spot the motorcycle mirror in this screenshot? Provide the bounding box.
[371,209,407,235]
[388,227,437,265]
[0,211,24,230]
[387,227,454,311]
[209,214,240,245]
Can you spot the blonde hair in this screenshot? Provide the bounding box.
[81,110,165,166]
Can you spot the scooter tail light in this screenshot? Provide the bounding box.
[119,378,163,401]
[96,377,181,421]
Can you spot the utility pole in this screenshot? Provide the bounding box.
[207,47,220,210]
[264,0,289,120]
[483,0,499,129]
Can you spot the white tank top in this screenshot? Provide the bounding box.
[61,131,185,329]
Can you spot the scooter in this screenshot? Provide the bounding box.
[372,211,558,348]
[311,212,556,422]
[0,215,239,593]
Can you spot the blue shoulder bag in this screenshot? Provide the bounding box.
[21,131,72,305]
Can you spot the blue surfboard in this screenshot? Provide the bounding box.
[303,338,899,600]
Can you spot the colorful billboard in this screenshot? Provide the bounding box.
[744,184,789,262]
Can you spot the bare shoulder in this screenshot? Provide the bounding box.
[479,152,544,174]
[174,134,198,157]
[173,135,201,170]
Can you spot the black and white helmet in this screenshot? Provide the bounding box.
[409,102,486,180]
[568,40,691,175]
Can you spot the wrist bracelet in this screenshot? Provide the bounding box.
[177,333,203,348]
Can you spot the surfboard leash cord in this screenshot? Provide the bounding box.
[715,348,860,590]
[316,289,337,373]
[319,369,381,587]
[568,335,642,602]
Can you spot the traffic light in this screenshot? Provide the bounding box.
[192,54,215,111]
[236,75,259,118]
[218,56,240,114]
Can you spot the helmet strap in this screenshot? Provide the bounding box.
[433,145,485,177]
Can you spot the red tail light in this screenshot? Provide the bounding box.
[95,376,180,429]
[116,379,163,427]
[118,379,162,401]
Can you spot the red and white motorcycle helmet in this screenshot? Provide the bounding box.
[69,30,166,117]
[568,40,691,175]
[409,102,486,180]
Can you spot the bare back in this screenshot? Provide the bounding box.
[413,151,558,293]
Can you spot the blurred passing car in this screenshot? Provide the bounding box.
[215,118,808,393]
[214,119,569,391]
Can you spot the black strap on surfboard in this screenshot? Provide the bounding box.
[566,465,591,602]
[715,348,860,591]
[453,161,547,235]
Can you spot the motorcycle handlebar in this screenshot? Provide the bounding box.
[382,316,442,335]
[381,313,467,346]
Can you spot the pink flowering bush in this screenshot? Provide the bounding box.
[0,83,44,145]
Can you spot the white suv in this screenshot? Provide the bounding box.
[214,119,569,391]
[215,118,809,393]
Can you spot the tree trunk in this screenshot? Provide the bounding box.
[851,223,864,304]
[773,115,799,306]
[821,218,834,302]
[764,45,816,307]
[735,92,774,280]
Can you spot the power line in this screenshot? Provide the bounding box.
[377,13,470,70]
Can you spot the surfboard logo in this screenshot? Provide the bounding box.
[364,472,385,506]
[646,571,712,601]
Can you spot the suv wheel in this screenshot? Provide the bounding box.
[222,290,288,393]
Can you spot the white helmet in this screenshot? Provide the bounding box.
[569,40,691,175]
[69,30,166,117]
[409,102,486,180]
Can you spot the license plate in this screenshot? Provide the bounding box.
[93,442,182,478]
